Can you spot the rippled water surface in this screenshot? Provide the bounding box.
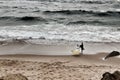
[0,0,120,43]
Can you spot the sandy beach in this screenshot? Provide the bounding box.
[0,54,119,80]
[0,42,120,80]
[0,42,119,80]
[0,0,120,80]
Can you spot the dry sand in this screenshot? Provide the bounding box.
[0,42,119,80]
[0,54,119,80]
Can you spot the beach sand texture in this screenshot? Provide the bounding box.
[0,54,119,80]
[0,42,119,80]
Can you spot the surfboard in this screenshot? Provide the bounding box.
[71,49,80,56]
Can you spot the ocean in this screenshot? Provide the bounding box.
[0,0,120,44]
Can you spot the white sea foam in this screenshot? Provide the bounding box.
[0,24,120,44]
[102,57,106,61]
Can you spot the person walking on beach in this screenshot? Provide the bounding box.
[77,42,85,55]
[72,42,85,56]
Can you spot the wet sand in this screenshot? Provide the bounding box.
[0,42,119,80]
[0,41,120,55]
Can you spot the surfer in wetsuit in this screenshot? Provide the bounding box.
[77,42,85,54]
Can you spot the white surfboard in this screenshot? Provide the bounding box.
[71,49,80,56]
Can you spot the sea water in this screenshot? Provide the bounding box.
[0,0,120,44]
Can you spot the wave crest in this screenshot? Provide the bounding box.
[67,20,106,25]
[0,16,47,22]
[44,10,120,17]
[80,0,114,4]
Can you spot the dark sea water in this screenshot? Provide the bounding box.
[0,0,120,44]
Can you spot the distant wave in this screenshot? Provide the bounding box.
[80,1,104,4]
[67,20,106,25]
[44,10,120,17]
[27,0,113,4]
[44,10,89,14]
[80,1,114,4]
[0,16,47,22]
[67,20,120,26]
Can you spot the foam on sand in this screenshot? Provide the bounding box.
[102,57,106,61]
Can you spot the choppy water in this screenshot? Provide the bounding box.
[0,0,120,44]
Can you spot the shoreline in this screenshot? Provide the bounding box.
[0,41,120,55]
[0,53,119,63]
